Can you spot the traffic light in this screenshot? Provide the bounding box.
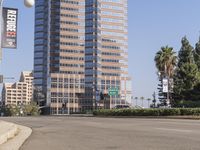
[100,92,104,100]
[62,103,66,108]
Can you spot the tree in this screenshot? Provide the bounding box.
[147,98,151,108]
[2,102,40,116]
[193,38,200,70]
[4,104,20,116]
[183,38,200,103]
[154,46,177,106]
[23,102,40,116]
[140,97,145,108]
[134,97,138,106]
[154,46,177,78]
[178,36,194,67]
[173,37,200,106]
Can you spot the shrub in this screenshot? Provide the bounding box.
[174,100,200,108]
[159,108,181,116]
[179,108,200,116]
[23,102,41,116]
[93,108,200,116]
[2,102,40,116]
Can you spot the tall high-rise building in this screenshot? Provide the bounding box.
[34,0,132,115]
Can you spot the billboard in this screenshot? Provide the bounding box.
[2,7,18,49]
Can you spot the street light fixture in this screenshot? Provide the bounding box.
[24,0,35,8]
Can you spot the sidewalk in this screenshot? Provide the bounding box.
[0,120,32,150]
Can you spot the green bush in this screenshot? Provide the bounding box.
[159,109,181,116]
[93,108,200,116]
[179,108,200,116]
[174,100,200,108]
[2,102,40,116]
[23,102,41,116]
[4,104,20,116]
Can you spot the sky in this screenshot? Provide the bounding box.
[2,0,200,106]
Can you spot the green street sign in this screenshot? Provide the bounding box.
[109,88,119,96]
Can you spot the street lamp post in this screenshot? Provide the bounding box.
[152,91,156,108]
[0,0,4,63]
[91,84,99,110]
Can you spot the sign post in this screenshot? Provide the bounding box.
[108,88,119,109]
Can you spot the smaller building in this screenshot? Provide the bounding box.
[1,71,33,106]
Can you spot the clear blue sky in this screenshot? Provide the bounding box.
[2,0,200,104]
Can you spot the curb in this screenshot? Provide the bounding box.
[0,121,18,145]
[0,121,32,150]
[94,116,200,120]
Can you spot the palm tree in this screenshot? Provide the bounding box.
[154,46,177,78]
[147,98,151,108]
[134,97,138,106]
[155,46,177,106]
[140,97,145,108]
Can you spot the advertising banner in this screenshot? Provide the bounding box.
[162,78,168,93]
[2,7,18,49]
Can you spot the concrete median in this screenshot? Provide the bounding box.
[0,120,32,150]
[0,121,18,145]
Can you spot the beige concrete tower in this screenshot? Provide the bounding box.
[2,71,33,106]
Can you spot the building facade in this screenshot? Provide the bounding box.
[85,0,132,109]
[34,0,132,115]
[2,71,33,106]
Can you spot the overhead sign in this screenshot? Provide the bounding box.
[109,88,119,96]
[162,78,168,93]
[2,7,18,49]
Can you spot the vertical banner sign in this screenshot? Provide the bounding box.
[2,7,18,49]
[162,78,168,93]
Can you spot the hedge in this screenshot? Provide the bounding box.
[93,108,200,116]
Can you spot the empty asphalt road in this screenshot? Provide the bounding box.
[1,117,200,150]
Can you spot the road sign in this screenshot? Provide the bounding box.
[108,88,119,96]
